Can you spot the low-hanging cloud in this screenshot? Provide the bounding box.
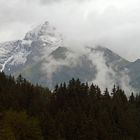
[40,45,135,95]
[88,50,135,95]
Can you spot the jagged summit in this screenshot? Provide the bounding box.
[24,21,62,45]
[25,21,53,40]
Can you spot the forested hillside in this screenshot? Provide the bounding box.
[0,72,140,140]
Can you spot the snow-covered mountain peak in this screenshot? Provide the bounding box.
[24,21,63,45]
[0,21,63,72]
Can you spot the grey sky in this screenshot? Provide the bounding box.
[0,0,140,61]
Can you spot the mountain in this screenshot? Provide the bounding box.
[0,21,62,74]
[0,21,139,92]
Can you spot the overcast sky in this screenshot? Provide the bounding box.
[0,0,140,61]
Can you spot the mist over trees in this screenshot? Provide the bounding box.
[0,72,140,140]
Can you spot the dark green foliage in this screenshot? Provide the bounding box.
[0,72,140,140]
[0,110,43,140]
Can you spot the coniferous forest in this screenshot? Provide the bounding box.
[0,72,140,140]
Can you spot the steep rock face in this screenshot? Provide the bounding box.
[0,40,31,73]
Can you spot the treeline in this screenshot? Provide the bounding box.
[0,72,140,139]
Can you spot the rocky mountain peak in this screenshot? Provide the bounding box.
[24,21,62,45]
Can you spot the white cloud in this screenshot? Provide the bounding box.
[88,50,135,95]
